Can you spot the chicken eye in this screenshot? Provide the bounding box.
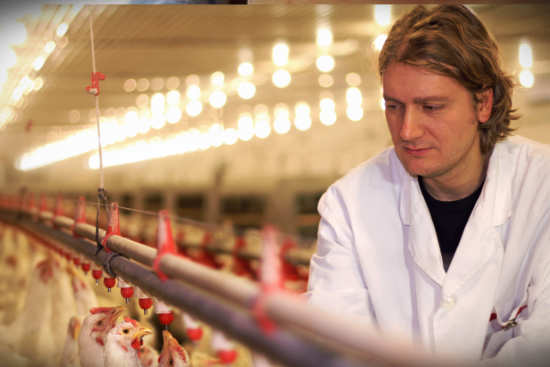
[123,329,130,334]
[169,359,173,366]
[97,320,103,326]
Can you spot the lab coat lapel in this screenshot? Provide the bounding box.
[400,172,446,286]
[444,142,512,296]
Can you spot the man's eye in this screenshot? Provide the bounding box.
[424,104,443,111]
[385,103,397,110]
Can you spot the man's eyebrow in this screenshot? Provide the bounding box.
[412,96,450,104]
[383,95,403,104]
[383,95,451,104]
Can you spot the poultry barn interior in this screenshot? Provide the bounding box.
[0,2,549,367]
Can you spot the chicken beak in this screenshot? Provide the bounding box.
[72,319,81,340]
[132,327,152,340]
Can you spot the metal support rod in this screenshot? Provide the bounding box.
[2,211,373,367]
[5,209,455,367]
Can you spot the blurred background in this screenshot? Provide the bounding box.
[0,2,549,241]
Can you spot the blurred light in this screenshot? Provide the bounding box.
[151,77,165,91]
[186,100,202,117]
[9,21,27,46]
[519,42,533,68]
[20,76,33,95]
[373,34,387,51]
[320,97,336,126]
[186,84,201,100]
[32,77,44,91]
[272,69,291,88]
[223,128,239,145]
[166,90,181,105]
[209,90,227,109]
[166,76,180,90]
[519,69,535,88]
[316,55,335,73]
[56,23,69,37]
[255,118,271,139]
[317,27,333,47]
[211,71,225,87]
[374,5,392,27]
[238,62,254,77]
[208,123,224,147]
[294,102,311,131]
[44,41,56,54]
[345,72,361,86]
[379,98,386,110]
[123,78,137,92]
[150,93,165,114]
[185,74,200,86]
[151,115,166,130]
[347,106,364,121]
[136,93,149,108]
[237,81,256,100]
[318,74,334,88]
[254,105,271,139]
[17,126,117,171]
[69,109,80,123]
[346,87,363,105]
[272,42,289,67]
[274,104,291,135]
[11,87,24,103]
[166,106,182,124]
[238,113,254,141]
[125,110,139,125]
[320,110,336,126]
[136,78,150,92]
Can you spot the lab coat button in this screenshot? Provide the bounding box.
[442,296,455,309]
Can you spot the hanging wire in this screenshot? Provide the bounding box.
[89,15,105,190]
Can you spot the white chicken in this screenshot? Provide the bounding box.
[14,256,59,365]
[104,317,152,367]
[79,306,125,367]
[59,316,81,367]
[158,330,191,367]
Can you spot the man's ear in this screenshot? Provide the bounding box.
[476,88,493,124]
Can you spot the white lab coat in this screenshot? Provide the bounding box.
[307,135,550,366]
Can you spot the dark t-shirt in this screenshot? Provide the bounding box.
[419,176,484,271]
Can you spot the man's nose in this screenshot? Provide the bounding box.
[400,107,423,141]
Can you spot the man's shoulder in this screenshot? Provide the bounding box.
[499,135,550,169]
[332,146,400,192]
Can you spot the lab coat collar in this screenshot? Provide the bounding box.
[396,141,513,288]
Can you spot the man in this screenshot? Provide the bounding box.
[307,5,550,366]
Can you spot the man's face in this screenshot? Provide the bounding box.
[383,62,485,181]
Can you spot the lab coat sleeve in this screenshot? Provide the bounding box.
[483,228,550,367]
[306,186,374,322]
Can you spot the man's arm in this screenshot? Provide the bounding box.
[306,186,375,322]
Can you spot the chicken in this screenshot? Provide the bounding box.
[138,343,159,367]
[67,265,99,317]
[79,306,125,367]
[158,330,191,367]
[104,317,152,367]
[60,316,81,367]
[14,256,59,365]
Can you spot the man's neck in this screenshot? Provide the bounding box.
[422,150,489,202]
